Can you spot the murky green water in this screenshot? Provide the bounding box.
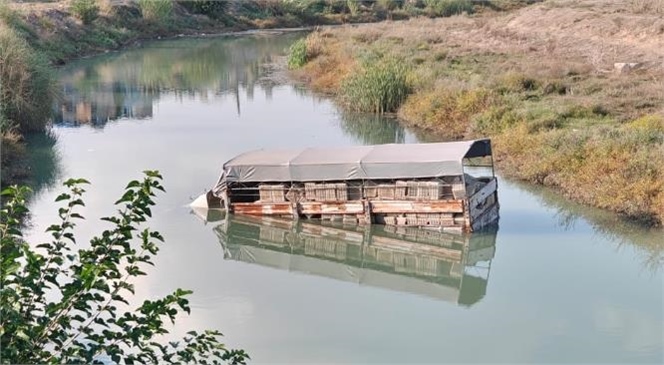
[25,32,663,364]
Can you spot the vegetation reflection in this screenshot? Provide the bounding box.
[54,33,304,127]
[515,181,664,273]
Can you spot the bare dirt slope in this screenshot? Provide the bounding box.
[349,0,664,71]
[498,0,664,69]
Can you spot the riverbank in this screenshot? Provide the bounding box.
[1,0,526,188]
[289,0,664,225]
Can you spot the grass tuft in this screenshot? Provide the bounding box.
[138,0,173,22]
[423,0,473,17]
[70,0,100,25]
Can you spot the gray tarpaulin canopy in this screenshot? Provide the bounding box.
[214,139,491,191]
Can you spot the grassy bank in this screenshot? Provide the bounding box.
[1,0,516,188]
[289,0,664,225]
[1,7,56,186]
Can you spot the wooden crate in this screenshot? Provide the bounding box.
[396,181,408,199]
[376,184,396,200]
[452,182,466,199]
[304,182,348,201]
[418,181,443,200]
[394,180,444,201]
[259,184,285,202]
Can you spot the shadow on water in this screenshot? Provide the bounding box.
[53,32,306,128]
[211,215,498,307]
[511,179,664,272]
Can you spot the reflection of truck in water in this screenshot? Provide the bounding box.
[213,216,498,307]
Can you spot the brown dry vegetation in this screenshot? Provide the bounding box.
[293,0,664,224]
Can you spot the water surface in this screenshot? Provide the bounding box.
[25,32,663,364]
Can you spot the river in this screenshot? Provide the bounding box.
[24,31,663,364]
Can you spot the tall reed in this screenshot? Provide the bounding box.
[341,58,410,113]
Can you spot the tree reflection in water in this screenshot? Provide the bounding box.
[53,32,305,127]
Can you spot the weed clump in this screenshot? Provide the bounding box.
[177,0,230,20]
[341,58,410,113]
[288,38,308,69]
[71,0,100,25]
[138,0,173,22]
[423,0,473,17]
[288,32,324,69]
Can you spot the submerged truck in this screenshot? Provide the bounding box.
[196,139,499,233]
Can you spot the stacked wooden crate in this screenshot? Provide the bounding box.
[258,184,286,202]
[368,180,453,201]
[396,181,444,201]
[304,182,348,201]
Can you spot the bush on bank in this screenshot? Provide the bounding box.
[0,172,249,364]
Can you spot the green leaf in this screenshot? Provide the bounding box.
[126,180,141,189]
[55,193,71,202]
[70,212,85,220]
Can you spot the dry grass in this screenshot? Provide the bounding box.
[292,0,664,224]
[292,31,356,93]
[631,0,664,13]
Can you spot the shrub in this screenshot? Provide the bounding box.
[627,114,664,133]
[0,24,55,132]
[497,72,540,93]
[138,0,173,22]
[341,58,410,113]
[347,0,360,15]
[0,172,250,364]
[472,103,521,135]
[377,0,405,11]
[423,0,473,17]
[177,0,230,19]
[70,0,100,25]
